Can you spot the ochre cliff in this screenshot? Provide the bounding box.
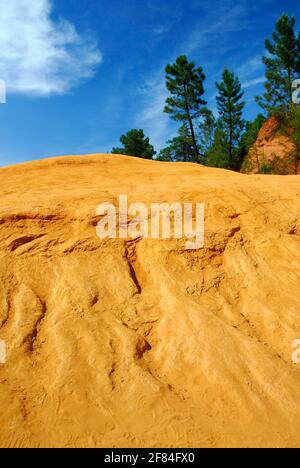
[0,154,300,448]
[244,116,300,174]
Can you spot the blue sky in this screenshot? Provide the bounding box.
[0,0,300,166]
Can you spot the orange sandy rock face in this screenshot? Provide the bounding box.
[244,116,299,174]
[0,154,300,448]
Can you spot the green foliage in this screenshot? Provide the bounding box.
[155,148,174,162]
[280,104,300,173]
[198,109,216,156]
[164,55,207,163]
[112,129,156,159]
[256,14,300,115]
[290,106,300,153]
[157,124,196,162]
[259,162,272,174]
[216,68,245,168]
[110,14,300,175]
[242,114,266,150]
[205,121,229,168]
[239,114,266,171]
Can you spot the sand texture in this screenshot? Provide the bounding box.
[0,154,299,448]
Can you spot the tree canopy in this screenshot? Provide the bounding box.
[112,129,156,159]
[164,55,207,163]
[256,14,300,115]
[216,68,245,168]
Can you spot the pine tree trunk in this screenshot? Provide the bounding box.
[229,113,233,168]
[187,113,200,164]
[183,84,200,164]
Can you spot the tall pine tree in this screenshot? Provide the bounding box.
[256,14,300,115]
[216,68,245,168]
[164,56,207,163]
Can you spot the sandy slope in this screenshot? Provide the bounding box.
[0,154,300,448]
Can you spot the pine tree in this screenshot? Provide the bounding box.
[156,147,174,162]
[157,124,195,162]
[164,56,207,163]
[205,120,229,168]
[112,129,156,159]
[198,109,216,158]
[216,68,245,168]
[256,14,300,115]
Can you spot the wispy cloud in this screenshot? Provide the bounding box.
[237,56,263,79]
[152,25,169,36]
[236,55,265,89]
[137,75,174,150]
[0,0,102,97]
[242,76,265,89]
[182,0,253,55]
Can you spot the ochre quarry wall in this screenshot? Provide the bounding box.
[244,116,300,174]
[0,154,300,448]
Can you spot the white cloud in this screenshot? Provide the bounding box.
[242,76,265,89]
[138,75,174,150]
[182,1,252,55]
[0,0,102,96]
[236,55,265,89]
[237,56,263,79]
[152,25,169,37]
